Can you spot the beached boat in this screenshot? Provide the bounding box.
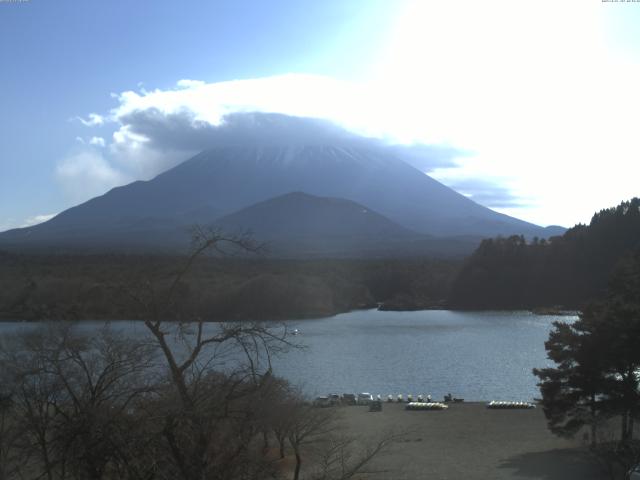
[486,401,535,409]
[406,402,448,411]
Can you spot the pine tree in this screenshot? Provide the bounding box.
[534,249,640,445]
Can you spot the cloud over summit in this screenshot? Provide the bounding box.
[59,75,465,203]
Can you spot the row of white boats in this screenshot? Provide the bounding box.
[405,402,449,410]
[403,399,536,411]
[315,393,536,410]
[385,394,435,403]
[486,401,536,409]
[371,396,537,410]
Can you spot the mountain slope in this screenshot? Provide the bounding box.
[213,192,461,257]
[149,144,541,237]
[215,191,415,239]
[0,124,557,255]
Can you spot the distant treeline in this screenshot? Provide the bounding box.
[449,198,640,309]
[5,198,636,320]
[0,252,460,321]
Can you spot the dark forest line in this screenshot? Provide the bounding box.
[0,252,460,321]
[449,198,640,310]
[2,198,638,321]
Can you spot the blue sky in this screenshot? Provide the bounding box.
[1,0,640,231]
[0,0,395,229]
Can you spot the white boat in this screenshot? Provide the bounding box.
[406,402,448,411]
[486,400,535,409]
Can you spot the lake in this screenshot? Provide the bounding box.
[0,309,574,402]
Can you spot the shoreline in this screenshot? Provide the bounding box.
[0,306,582,323]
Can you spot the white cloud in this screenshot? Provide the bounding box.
[68,2,639,227]
[0,219,17,233]
[109,74,373,133]
[86,74,441,182]
[65,75,401,183]
[370,0,640,226]
[89,136,106,147]
[0,214,58,232]
[21,213,57,228]
[55,151,130,203]
[176,79,206,89]
[77,113,105,127]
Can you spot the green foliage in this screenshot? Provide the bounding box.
[534,249,640,447]
[533,307,610,441]
[451,198,640,309]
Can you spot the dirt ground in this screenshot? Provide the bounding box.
[333,402,607,480]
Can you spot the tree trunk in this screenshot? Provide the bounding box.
[590,394,597,448]
[145,321,193,410]
[293,448,302,480]
[39,437,54,480]
[621,411,629,442]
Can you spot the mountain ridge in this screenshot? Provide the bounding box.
[0,119,564,256]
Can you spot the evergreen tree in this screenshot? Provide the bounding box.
[533,310,608,445]
[534,249,640,445]
[451,197,640,309]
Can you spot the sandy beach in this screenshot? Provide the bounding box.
[334,402,606,480]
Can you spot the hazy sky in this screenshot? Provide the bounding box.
[1,0,639,231]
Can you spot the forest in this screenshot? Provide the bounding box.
[0,247,459,322]
[533,248,640,477]
[2,198,639,321]
[449,198,640,310]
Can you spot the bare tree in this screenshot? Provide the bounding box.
[308,430,404,480]
[121,226,297,480]
[0,389,21,480]
[0,226,400,480]
[282,396,404,480]
[0,323,157,480]
[287,402,338,480]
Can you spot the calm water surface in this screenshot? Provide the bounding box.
[0,309,574,402]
